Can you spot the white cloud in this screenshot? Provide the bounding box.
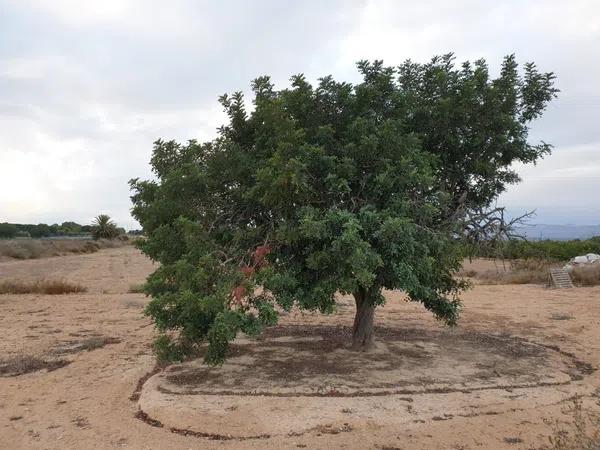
[0,0,599,227]
[500,143,600,223]
[336,0,600,68]
[0,134,95,221]
[6,0,226,42]
[16,0,132,25]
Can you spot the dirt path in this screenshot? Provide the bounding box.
[1,248,599,449]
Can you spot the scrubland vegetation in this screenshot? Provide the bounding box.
[0,237,129,260]
[471,236,600,261]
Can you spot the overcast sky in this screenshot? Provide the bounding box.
[1,0,599,229]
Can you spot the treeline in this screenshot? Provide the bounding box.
[472,236,600,261]
[0,221,125,239]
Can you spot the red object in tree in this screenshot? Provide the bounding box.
[253,244,271,267]
[240,266,255,277]
[232,285,246,302]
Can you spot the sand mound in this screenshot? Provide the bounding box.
[138,325,593,438]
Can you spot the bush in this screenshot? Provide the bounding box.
[0,279,87,295]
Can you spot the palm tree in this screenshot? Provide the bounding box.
[92,214,118,240]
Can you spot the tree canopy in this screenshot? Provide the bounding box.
[0,223,18,239]
[130,54,557,364]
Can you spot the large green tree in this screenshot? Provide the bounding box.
[131,54,557,364]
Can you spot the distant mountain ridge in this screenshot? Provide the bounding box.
[516,224,600,241]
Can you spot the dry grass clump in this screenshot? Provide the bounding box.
[76,336,121,351]
[123,299,146,309]
[0,240,46,259]
[478,270,548,285]
[456,269,478,278]
[545,396,600,450]
[476,259,559,285]
[0,355,70,377]
[0,279,87,295]
[128,283,145,293]
[570,264,600,286]
[550,313,575,321]
[53,336,121,355]
[0,237,131,260]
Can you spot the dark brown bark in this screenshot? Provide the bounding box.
[352,289,375,351]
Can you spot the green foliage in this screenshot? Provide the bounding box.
[60,221,82,234]
[28,224,51,238]
[91,215,119,240]
[0,222,94,238]
[153,334,189,364]
[397,55,557,211]
[0,223,18,239]
[131,55,556,364]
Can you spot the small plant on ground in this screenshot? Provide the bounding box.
[549,313,574,321]
[128,283,146,294]
[0,355,70,376]
[53,337,121,354]
[545,396,600,450]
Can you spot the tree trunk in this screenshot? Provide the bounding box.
[352,289,375,351]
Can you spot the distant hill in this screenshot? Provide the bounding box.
[516,224,600,241]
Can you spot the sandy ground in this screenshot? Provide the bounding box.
[0,248,599,449]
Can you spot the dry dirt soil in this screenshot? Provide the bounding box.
[0,248,599,449]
